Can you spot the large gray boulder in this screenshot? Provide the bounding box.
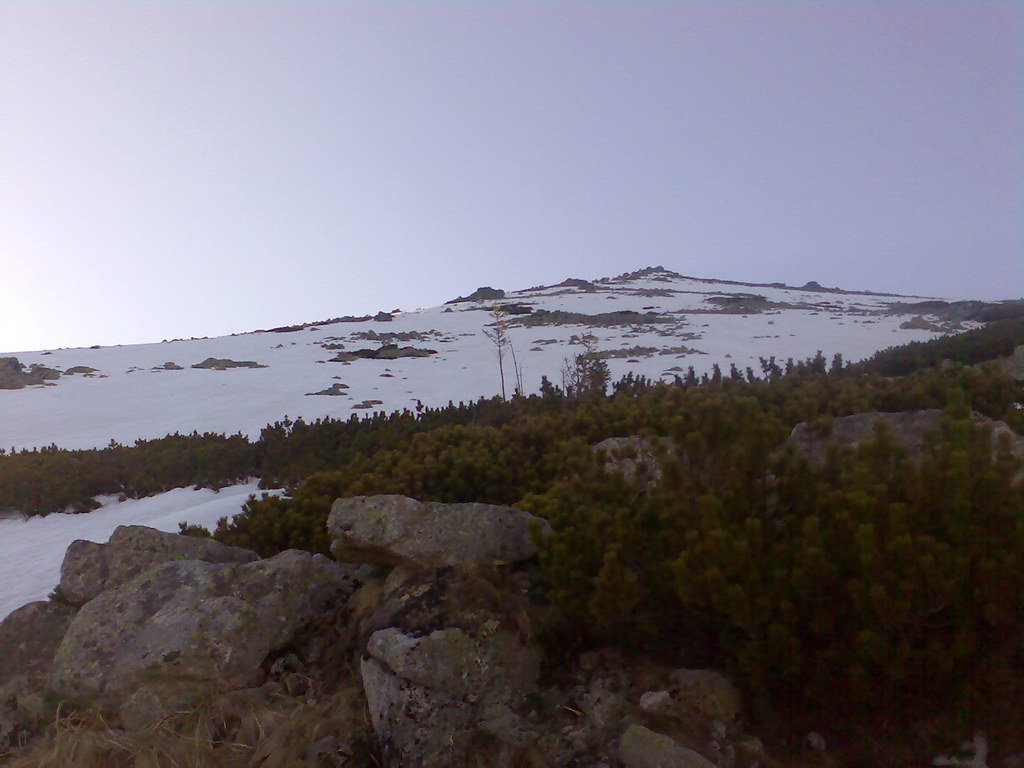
[785,409,1024,468]
[328,495,550,568]
[49,550,361,729]
[60,525,259,606]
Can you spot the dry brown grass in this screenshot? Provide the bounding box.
[1,684,379,768]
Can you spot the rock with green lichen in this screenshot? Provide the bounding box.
[360,582,540,767]
[48,549,362,729]
[327,495,551,568]
[60,525,260,606]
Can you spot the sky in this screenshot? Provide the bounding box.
[1,1,1021,353]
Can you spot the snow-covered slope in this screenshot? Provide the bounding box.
[0,268,980,451]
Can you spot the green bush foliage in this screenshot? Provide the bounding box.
[855,317,1024,376]
[1,328,1021,746]
[0,433,255,516]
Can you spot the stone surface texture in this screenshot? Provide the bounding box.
[49,549,360,729]
[60,524,260,606]
[328,495,550,568]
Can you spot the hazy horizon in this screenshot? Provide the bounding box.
[2,2,1021,353]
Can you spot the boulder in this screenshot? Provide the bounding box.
[328,495,550,568]
[619,725,715,768]
[0,357,60,389]
[639,669,742,726]
[359,567,541,767]
[784,409,1024,468]
[49,550,361,729]
[593,435,676,488]
[59,525,260,606]
[362,629,539,767]
[0,600,76,688]
[0,600,77,752]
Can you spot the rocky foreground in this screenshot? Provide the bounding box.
[3,408,1021,766]
[1,495,764,767]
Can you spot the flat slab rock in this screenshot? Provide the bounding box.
[60,524,259,606]
[328,495,551,568]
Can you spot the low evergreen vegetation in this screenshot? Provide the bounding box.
[2,320,1022,759]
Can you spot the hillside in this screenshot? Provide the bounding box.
[0,273,1022,766]
[0,267,1005,451]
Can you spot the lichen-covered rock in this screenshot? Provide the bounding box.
[328,495,551,568]
[0,600,77,751]
[353,564,541,767]
[639,669,742,726]
[60,525,260,606]
[592,435,676,488]
[362,625,540,767]
[49,550,361,729]
[784,409,1024,467]
[619,725,716,768]
[0,600,76,687]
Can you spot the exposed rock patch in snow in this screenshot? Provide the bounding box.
[0,270,1001,451]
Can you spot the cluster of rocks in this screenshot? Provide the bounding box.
[0,357,60,389]
[0,492,772,767]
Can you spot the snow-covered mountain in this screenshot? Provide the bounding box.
[0,267,990,452]
[1,266,1016,620]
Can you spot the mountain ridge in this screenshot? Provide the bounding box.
[1,267,1018,452]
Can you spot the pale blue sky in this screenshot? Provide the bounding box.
[1,1,1021,352]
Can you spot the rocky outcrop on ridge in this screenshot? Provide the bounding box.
[446,286,506,304]
[0,357,60,389]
